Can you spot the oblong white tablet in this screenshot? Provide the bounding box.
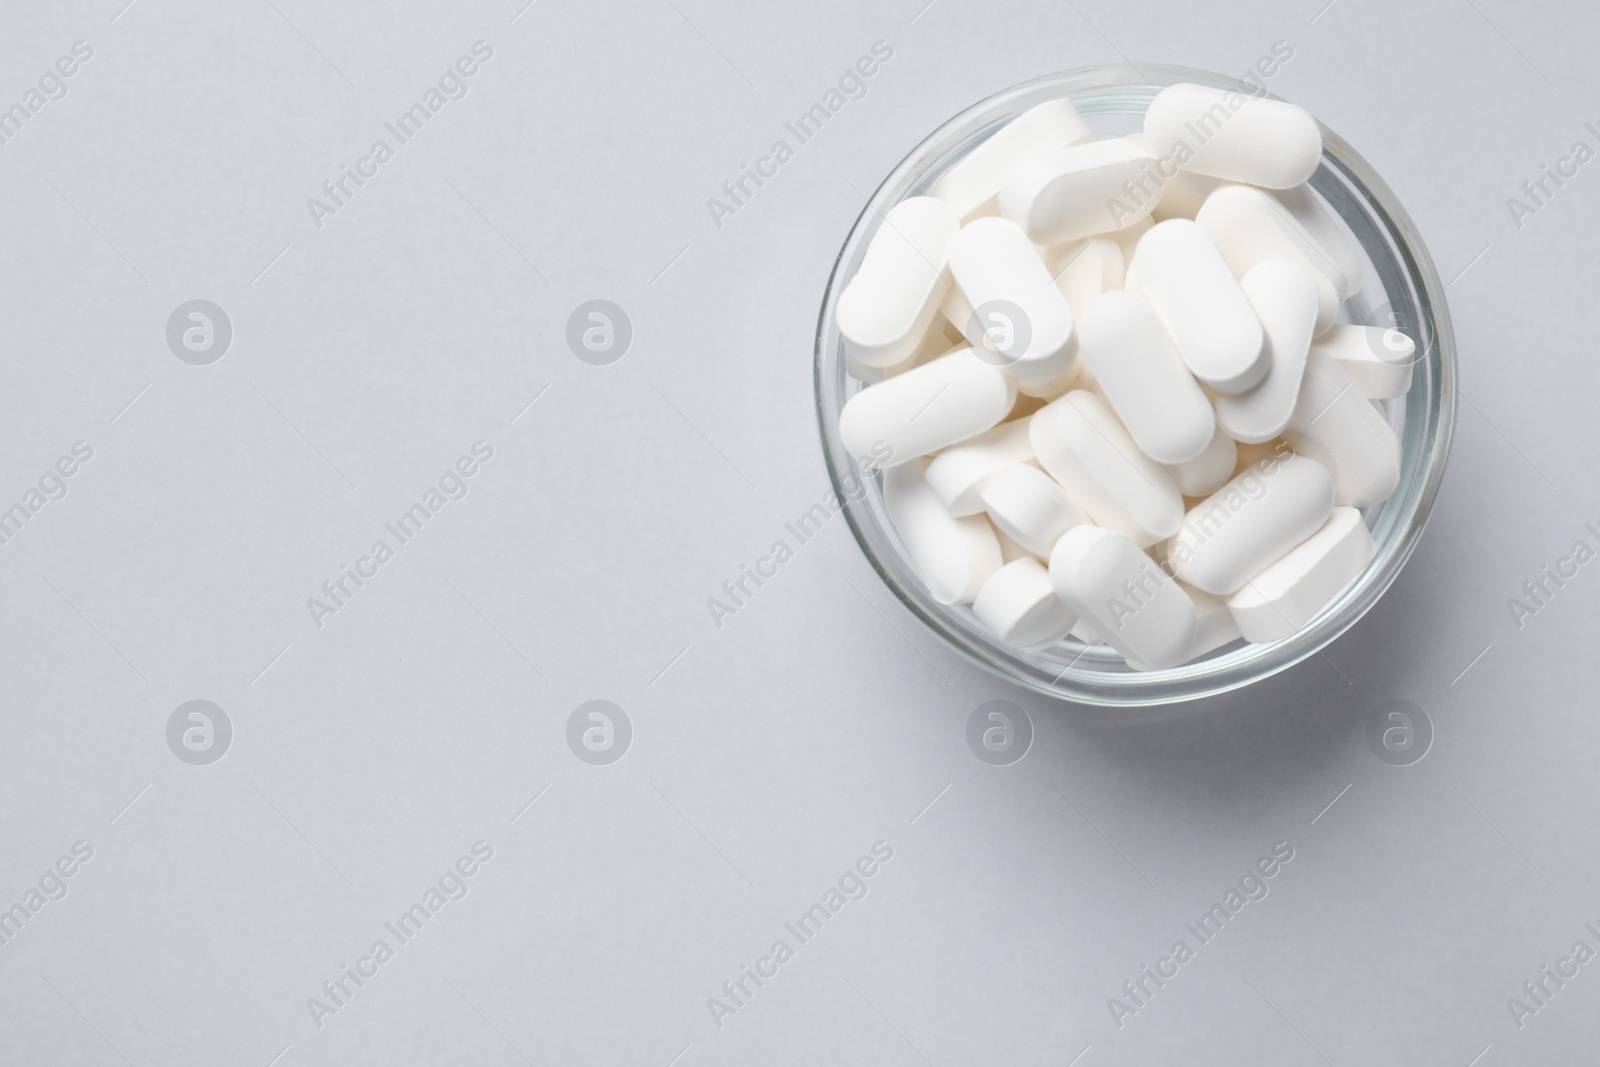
[1227,506,1375,642]
[948,218,1078,384]
[999,137,1159,245]
[839,348,1016,464]
[1029,391,1184,546]
[1313,324,1414,399]
[973,558,1078,649]
[1049,525,1198,670]
[924,418,1034,516]
[1195,184,1349,333]
[1165,426,1237,498]
[846,317,960,383]
[1143,83,1322,189]
[1168,453,1335,595]
[883,460,1003,604]
[1284,351,1401,506]
[930,99,1093,219]
[837,196,959,369]
[1130,219,1266,393]
[1215,260,1320,444]
[1080,290,1217,464]
[979,462,1090,557]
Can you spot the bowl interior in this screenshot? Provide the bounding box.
[815,64,1455,706]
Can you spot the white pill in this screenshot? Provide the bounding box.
[840,347,1016,464]
[1227,506,1375,642]
[973,558,1078,649]
[1080,290,1217,464]
[1166,427,1237,498]
[948,218,1077,384]
[1070,616,1109,645]
[979,462,1090,557]
[924,418,1034,516]
[1029,391,1184,546]
[1130,220,1266,393]
[929,99,1093,219]
[1049,525,1198,670]
[1313,324,1414,399]
[1040,237,1125,319]
[1012,365,1084,400]
[846,317,960,383]
[1168,453,1335,595]
[883,460,1003,604]
[1125,583,1241,669]
[1143,83,1321,189]
[837,197,959,369]
[1195,184,1349,333]
[1284,350,1401,506]
[999,136,1159,244]
[1275,183,1364,299]
[1214,260,1320,444]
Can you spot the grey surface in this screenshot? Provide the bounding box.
[0,0,1596,1063]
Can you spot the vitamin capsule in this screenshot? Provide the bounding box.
[840,348,1016,464]
[948,218,1078,384]
[1313,324,1414,399]
[1130,220,1266,393]
[1195,184,1349,333]
[1080,290,1217,464]
[837,196,959,369]
[1143,83,1321,189]
[924,419,1034,516]
[1284,350,1401,506]
[1166,426,1238,498]
[883,460,1003,604]
[1227,506,1375,641]
[929,99,1093,219]
[1029,391,1184,546]
[979,461,1090,557]
[999,137,1160,244]
[1168,453,1335,595]
[1214,260,1319,444]
[973,558,1078,649]
[1049,525,1198,670]
[1012,365,1084,400]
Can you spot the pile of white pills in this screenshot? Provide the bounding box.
[836,84,1415,670]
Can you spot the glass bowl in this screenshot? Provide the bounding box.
[814,63,1457,706]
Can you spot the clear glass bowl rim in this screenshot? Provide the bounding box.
[814,63,1458,707]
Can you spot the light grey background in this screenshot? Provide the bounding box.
[0,0,1595,1063]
